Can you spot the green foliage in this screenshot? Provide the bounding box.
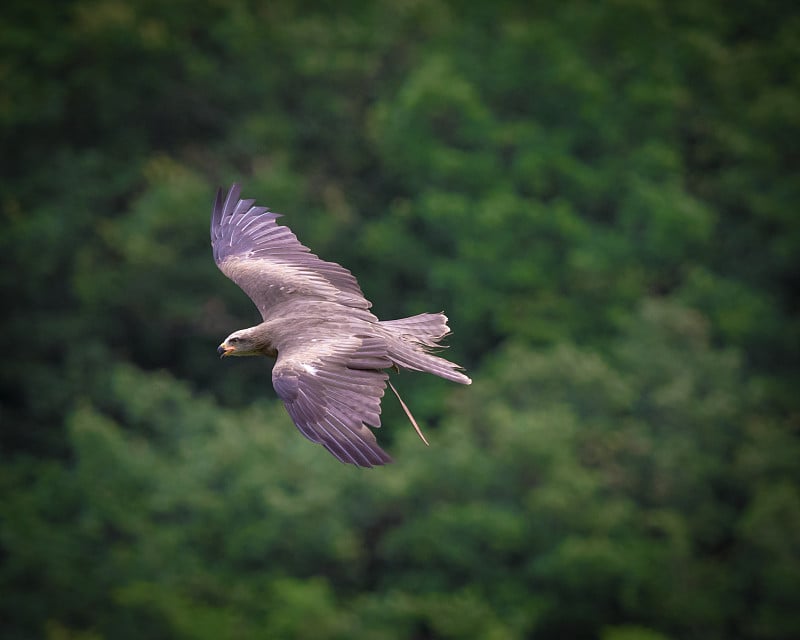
[1,0,798,638]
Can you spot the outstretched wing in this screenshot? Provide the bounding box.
[211,183,371,319]
[271,335,394,467]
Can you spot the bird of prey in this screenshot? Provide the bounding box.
[211,184,471,467]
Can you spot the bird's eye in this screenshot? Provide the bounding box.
[229,337,240,343]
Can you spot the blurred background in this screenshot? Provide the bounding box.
[1,1,798,638]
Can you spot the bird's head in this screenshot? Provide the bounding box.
[217,328,261,357]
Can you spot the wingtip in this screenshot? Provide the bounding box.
[212,183,242,217]
[323,441,393,468]
[362,451,394,468]
[224,183,242,211]
[211,186,226,239]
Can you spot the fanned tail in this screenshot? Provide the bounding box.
[381,312,472,385]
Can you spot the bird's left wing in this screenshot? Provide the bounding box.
[271,335,394,467]
[211,183,371,319]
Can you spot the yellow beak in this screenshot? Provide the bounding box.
[217,344,235,358]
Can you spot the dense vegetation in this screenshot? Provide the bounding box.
[2,1,798,638]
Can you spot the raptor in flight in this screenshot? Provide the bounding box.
[212,184,471,467]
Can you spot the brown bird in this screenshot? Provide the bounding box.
[212,184,471,467]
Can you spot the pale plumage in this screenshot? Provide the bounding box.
[212,184,470,467]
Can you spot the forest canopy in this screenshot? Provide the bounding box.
[1,1,798,638]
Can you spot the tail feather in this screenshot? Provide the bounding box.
[380,313,472,385]
[380,312,450,347]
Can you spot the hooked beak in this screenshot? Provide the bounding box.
[218,343,234,358]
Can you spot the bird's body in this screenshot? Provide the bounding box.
[212,184,470,467]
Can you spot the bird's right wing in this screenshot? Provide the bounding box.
[271,335,394,467]
[211,184,371,319]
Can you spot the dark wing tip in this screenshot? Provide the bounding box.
[223,183,242,214]
[211,182,241,235]
[211,186,225,235]
[322,438,393,468]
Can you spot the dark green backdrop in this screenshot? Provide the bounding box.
[2,1,798,638]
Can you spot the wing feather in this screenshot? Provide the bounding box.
[271,336,393,467]
[211,184,371,319]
